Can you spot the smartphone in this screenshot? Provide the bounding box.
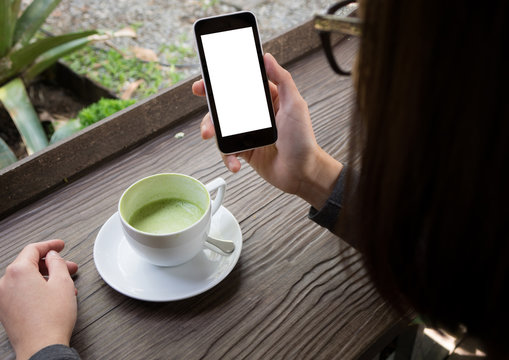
[194,11,277,154]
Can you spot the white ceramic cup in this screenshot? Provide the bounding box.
[118,173,226,266]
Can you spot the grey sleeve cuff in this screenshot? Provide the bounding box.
[29,344,81,360]
[308,167,346,233]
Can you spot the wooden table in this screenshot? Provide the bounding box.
[0,33,405,359]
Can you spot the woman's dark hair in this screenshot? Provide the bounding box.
[346,0,509,357]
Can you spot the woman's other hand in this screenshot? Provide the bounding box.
[0,239,78,360]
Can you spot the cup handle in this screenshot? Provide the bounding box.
[205,177,226,216]
[204,177,234,255]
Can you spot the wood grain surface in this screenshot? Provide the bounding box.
[0,37,404,359]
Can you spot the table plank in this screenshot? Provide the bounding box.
[0,37,404,360]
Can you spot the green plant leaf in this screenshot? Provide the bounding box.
[0,78,48,155]
[24,37,93,81]
[11,0,22,19]
[0,30,97,84]
[12,0,61,47]
[78,98,136,127]
[50,118,82,144]
[0,0,13,57]
[0,136,17,169]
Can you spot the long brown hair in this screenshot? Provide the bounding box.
[346,0,509,357]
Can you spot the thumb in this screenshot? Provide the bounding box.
[45,250,72,282]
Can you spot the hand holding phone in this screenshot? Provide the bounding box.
[194,11,278,154]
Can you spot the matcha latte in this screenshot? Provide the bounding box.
[128,198,204,234]
[118,173,226,266]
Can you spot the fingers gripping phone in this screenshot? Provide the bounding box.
[194,12,278,154]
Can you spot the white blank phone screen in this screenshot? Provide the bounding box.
[201,27,272,137]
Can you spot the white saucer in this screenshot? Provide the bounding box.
[93,206,242,302]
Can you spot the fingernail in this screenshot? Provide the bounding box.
[228,157,237,171]
[47,250,60,258]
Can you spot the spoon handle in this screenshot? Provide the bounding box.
[206,236,235,254]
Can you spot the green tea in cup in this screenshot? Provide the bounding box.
[128,198,204,234]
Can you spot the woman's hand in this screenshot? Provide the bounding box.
[0,240,78,360]
[192,53,343,209]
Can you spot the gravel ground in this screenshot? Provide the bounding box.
[38,0,337,78]
[44,0,334,46]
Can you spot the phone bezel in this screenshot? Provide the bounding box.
[194,11,277,154]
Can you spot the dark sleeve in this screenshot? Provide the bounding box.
[308,167,346,233]
[29,345,81,360]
